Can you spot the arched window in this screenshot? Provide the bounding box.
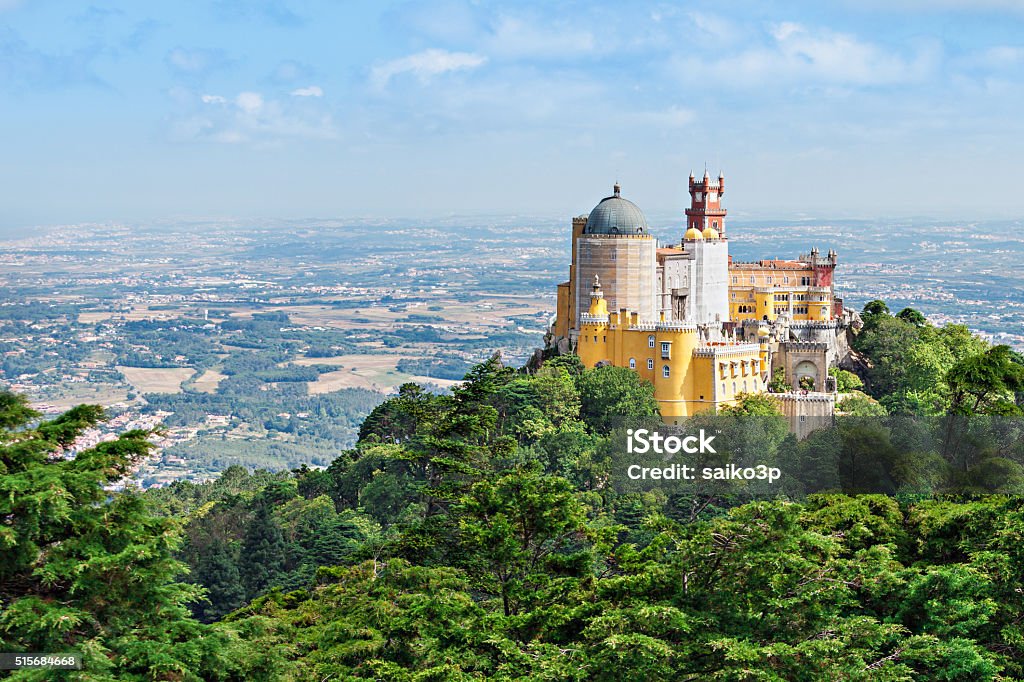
[647,358,654,370]
[648,334,655,348]
[732,382,737,394]
[629,358,636,369]
[663,365,671,378]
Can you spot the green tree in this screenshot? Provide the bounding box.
[897,307,928,326]
[946,345,1024,416]
[239,502,287,599]
[838,392,888,416]
[830,366,864,393]
[192,543,245,623]
[455,467,590,616]
[720,392,783,416]
[579,365,660,434]
[862,299,891,327]
[768,366,791,393]
[854,314,922,400]
[0,393,247,679]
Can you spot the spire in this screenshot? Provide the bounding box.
[613,182,621,198]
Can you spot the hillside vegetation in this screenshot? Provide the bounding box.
[2,302,1024,680]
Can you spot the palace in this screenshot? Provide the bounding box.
[549,171,850,429]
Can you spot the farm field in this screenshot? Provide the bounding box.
[299,354,462,393]
[192,369,226,393]
[117,366,196,394]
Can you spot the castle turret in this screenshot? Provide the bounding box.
[588,275,608,317]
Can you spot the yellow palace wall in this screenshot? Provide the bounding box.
[729,288,832,323]
[576,294,764,420]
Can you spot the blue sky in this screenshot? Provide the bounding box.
[2,0,1024,229]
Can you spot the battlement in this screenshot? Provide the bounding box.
[688,172,724,192]
[780,341,829,352]
[628,321,699,332]
[788,321,839,330]
[579,313,608,325]
[692,343,760,358]
[577,232,654,240]
[773,392,836,404]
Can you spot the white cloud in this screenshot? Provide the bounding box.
[689,12,739,43]
[485,16,595,58]
[184,89,336,143]
[371,48,486,88]
[290,85,323,97]
[674,22,938,89]
[235,91,263,113]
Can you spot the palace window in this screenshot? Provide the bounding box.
[663,365,671,378]
[661,342,671,359]
[732,382,737,394]
[647,358,654,370]
[732,276,738,284]
[629,358,636,369]
[648,334,655,348]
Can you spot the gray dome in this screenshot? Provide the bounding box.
[585,184,648,235]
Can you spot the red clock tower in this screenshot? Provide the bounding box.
[685,170,727,237]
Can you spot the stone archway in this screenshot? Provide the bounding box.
[794,360,819,391]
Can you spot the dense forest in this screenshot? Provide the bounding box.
[2,301,1024,680]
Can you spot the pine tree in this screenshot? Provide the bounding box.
[239,502,287,600]
[193,542,245,622]
[0,392,250,679]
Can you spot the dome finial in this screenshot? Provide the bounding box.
[613,182,621,198]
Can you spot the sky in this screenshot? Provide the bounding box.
[2,0,1024,230]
